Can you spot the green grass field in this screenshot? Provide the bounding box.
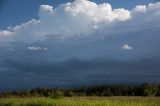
[0,97,160,106]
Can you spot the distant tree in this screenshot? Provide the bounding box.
[1,83,160,97]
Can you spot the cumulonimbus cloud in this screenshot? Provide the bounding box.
[0,0,160,89]
[0,0,160,45]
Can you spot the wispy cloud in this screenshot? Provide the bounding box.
[121,44,133,50]
[28,46,48,51]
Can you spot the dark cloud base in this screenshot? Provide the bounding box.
[0,57,160,90]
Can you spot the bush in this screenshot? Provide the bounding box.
[50,90,64,99]
[65,91,75,97]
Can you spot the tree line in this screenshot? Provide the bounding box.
[0,83,160,98]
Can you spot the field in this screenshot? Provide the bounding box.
[0,97,160,106]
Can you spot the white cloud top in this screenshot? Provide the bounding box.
[39,5,53,13]
[0,0,160,44]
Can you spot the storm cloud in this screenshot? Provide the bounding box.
[0,0,160,90]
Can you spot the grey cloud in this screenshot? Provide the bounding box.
[0,57,160,90]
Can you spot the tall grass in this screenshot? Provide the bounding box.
[0,97,160,106]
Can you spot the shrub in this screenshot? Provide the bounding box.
[50,90,64,99]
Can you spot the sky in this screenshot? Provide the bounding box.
[0,0,160,90]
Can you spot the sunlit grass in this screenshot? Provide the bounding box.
[0,97,160,106]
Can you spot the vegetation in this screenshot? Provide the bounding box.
[0,83,160,106]
[0,97,160,106]
[0,83,160,98]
